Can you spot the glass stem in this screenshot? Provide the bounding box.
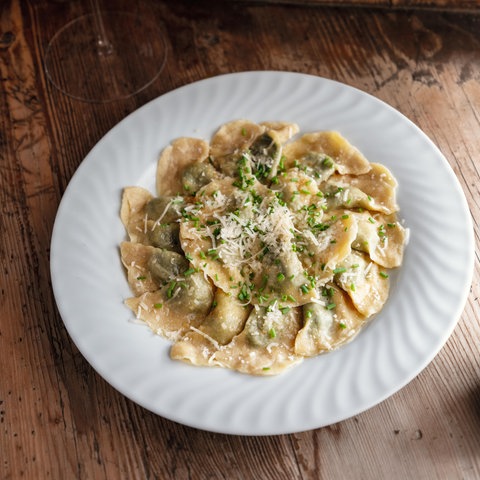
[90,0,113,56]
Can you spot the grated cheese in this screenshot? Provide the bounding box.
[151,199,173,230]
[190,326,221,350]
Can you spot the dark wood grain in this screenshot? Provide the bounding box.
[249,0,480,12]
[1,0,480,478]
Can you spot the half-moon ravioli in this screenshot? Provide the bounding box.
[295,284,365,356]
[283,131,371,175]
[325,163,399,215]
[156,137,209,196]
[333,250,390,317]
[125,282,212,341]
[351,211,407,268]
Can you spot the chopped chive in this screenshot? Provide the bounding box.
[258,294,269,303]
[322,157,334,168]
[268,328,276,338]
[136,275,147,281]
[350,283,356,291]
[166,281,177,298]
[300,284,310,294]
[322,286,334,298]
[325,303,336,310]
[380,271,389,278]
[238,283,251,302]
[207,248,220,260]
[153,303,163,309]
[368,217,375,224]
[339,321,347,329]
[280,306,290,315]
[276,273,285,282]
[333,267,347,274]
[183,268,197,276]
[305,309,313,319]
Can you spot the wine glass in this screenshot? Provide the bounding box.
[44,0,167,102]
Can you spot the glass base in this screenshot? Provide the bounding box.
[44,12,167,102]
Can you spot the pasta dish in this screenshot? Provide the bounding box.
[120,120,407,375]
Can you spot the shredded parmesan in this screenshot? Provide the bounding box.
[364,262,373,277]
[143,213,149,234]
[151,199,173,230]
[310,297,326,306]
[190,326,220,350]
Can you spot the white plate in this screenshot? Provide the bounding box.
[50,71,474,435]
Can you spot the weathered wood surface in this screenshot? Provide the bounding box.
[250,0,480,12]
[1,0,479,478]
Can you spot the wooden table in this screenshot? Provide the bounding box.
[2,0,480,478]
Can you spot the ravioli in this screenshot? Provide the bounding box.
[325,163,399,214]
[283,131,371,175]
[295,284,365,356]
[120,120,407,376]
[156,137,209,196]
